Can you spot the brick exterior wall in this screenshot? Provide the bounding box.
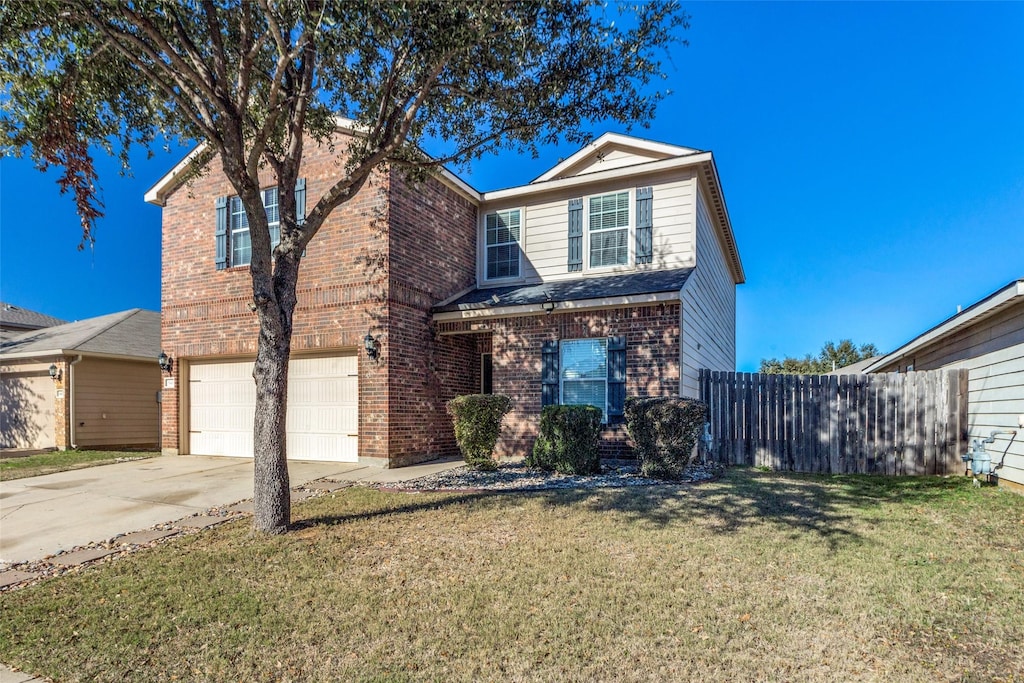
[159,135,477,466]
[437,302,682,459]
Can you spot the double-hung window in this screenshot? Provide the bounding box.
[485,209,521,279]
[229,188,281,268]
[541,337,626,424]
[589,191,629,268]
[560,338,609,421]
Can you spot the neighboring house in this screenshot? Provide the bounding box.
[865,279,1024,492]
[147,125,743,467]
[0,302,66,342]
[0,309,161,451]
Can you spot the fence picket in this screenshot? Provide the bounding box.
[700,368,968,475]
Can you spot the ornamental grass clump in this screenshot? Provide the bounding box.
[625,396,707,480]
[446,394,512,471]
[527,404,602,475]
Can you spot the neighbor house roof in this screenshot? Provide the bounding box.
[0,309,161,361]
[864,278,1024,373]
[827,355,883,375]
[0,302,67,332]
[433,268,694,320]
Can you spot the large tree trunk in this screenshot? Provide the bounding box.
[251,254,301,534]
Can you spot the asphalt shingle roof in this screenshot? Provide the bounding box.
[433,268,694,314]
[0,302,67,331]
[0,309,160,360]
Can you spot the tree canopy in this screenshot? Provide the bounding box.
[759,340,881,375]
[0,0,688,533]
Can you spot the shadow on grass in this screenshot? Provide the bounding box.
[295,470,980,552]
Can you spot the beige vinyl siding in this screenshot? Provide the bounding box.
[73,358,160,447]
[480,170,697,284]
[679,186,737,398]
[959,344,1023,489]
[0,362,56,450]
[874,301,1024,489]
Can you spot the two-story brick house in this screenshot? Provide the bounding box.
[147,126,743,467]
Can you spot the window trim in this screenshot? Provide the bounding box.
[586,189,632,272]
[482,207,523,282]
[558,337,609,423]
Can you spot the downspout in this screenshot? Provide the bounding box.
[68,354,83,449]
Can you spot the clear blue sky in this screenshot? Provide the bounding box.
[1,2,1022,372]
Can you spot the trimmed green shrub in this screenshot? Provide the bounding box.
[527,405,602,475]
[446,394,513,471]
[625,396,707,480]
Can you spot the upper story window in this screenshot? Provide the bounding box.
[215,180,304,272]
[229,188,280,268]
[588,191,629,268]
[485,209,521,280]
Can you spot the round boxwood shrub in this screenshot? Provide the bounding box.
[625,396,707,480]
[446,394,512,471]
[527,404,602,475]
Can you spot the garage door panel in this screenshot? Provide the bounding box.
[189,355,357,462]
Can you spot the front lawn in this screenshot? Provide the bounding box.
[1,471,1021,682]
[0,450,157,480]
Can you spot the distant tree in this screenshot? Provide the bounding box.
[0,0,688,534]
[759,340,880,375]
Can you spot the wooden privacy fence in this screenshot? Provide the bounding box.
[698,369,969,475]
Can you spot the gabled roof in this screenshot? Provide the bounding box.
[531,132,701,183]
[864,278,1024,373]
[481,134,744,285]
[0,302,66,331]
[0,309,161,361]
[143,117,480,207]
[433,268,694,319]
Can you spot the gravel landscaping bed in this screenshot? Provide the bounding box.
[377,459,723,491]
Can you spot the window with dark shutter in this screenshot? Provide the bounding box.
[541,340,559,406]
[215,196,228,270]
[567,198,583,272]
[606,336,627,423]
[635,187,653,265]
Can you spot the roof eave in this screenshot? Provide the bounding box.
[432,290,681,322]
[864,279,1024,372]
[144,118,481,207]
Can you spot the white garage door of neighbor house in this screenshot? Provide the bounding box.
[189,356,358,462]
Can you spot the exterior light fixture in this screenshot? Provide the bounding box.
[48,363,61,381]
[158,350,173,373]
[542,300,556,314]
[364,333,380,361]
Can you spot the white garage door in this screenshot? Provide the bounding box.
[189,355,358,462]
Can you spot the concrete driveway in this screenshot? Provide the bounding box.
[0,455,382,565]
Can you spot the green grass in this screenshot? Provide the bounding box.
[1,470,1022,682]
[0,450,157,480]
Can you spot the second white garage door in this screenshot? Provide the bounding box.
[189,355,358,462]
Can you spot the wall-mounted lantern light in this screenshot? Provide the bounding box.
[363,333,380,361]
[158,350,173,374]
[48,363,61,381]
